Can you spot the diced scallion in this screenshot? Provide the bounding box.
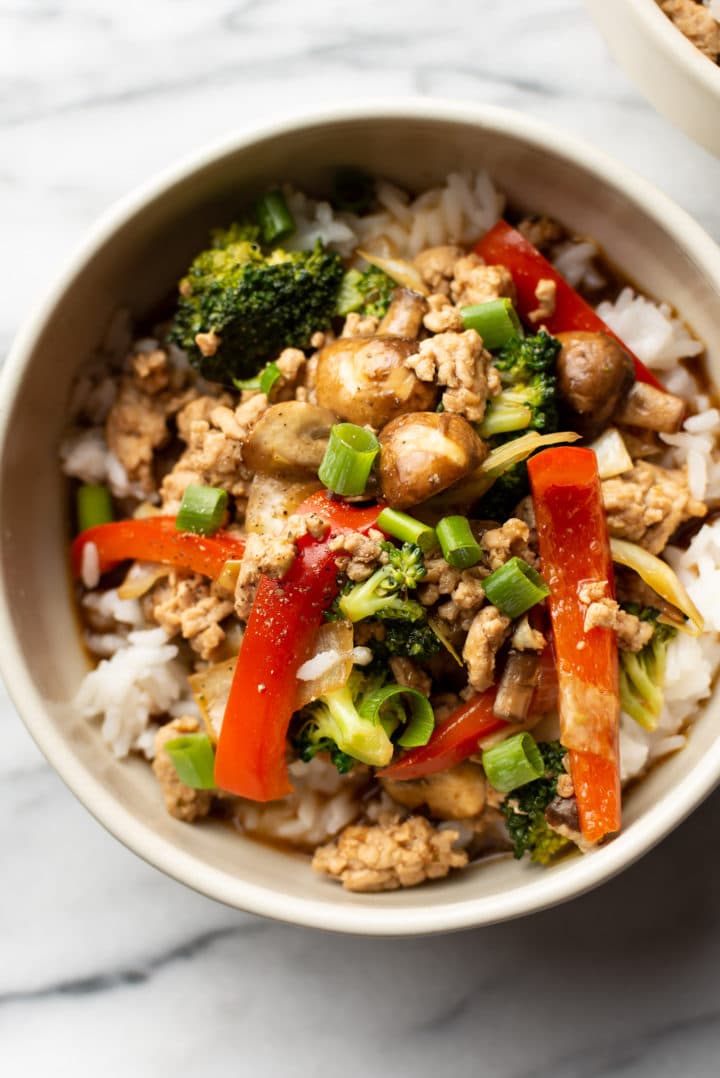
[175,484,228,536]
[483,556,550,619]
[376,507,437,553]
[358,684,435,748]
[164,733,216,789]
[436,515,482,569]
[481,732,544,794]
[318,423,380,496]
[460,298,522,351]
[233,360,282,395]
[77,484,113,532]
[255,189,295,245]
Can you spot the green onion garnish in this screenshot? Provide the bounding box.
[461,298,523,350]
[482,732,544,794]
[77,483,113,532]
[164,733,216,789]
[331,168,375,214]
[175,484,228,536]
[359,684,435,748]
[255,189,295,245]
[376,507,437,553]
[233,360,282,395]
[318,423,380,497]
[483,556,550,618]
[436,515,482,569]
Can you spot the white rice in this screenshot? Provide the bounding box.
[596,287,703,369]
[74,627,187,758]
[552,239,605,291]
[286,171,505,260]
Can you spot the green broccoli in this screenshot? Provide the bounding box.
[336,266,395,320]
[479,330,560,437]
[619,607,677,730]
[293,668,396,770]
[370,617,441,662]
[338,542,427,623]
[169,230,344,383]
[500,741,571,864]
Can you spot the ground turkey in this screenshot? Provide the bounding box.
[601,461,706,554]
[153,717,213,822]
[312,816,467,891]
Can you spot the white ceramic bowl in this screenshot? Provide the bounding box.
[586,0,720,157]
[2,101,720,935]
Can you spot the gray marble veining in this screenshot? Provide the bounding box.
[3,1,720,1074]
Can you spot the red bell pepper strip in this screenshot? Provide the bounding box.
[71,517,246,580]
[475,220,665,392]
[377,649,558,782]
[214,496,385,801]
[214,535,340,801]
[528,446,621,844]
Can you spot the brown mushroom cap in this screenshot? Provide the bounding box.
[315,335,438,428]
[242,400,337,477]
[378,411,487,509]
[555,330,635,440]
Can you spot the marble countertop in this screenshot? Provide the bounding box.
[3,1,720,1074]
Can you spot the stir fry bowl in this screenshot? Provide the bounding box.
[585,0,720,157]
[2,101,720,935]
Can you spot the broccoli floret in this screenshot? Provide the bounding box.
[293,668,395,770]
[336,266,395,319]
[480,331,560,437]
[338,542,427,623]
[500,741,571,864]
[619,607,678,730]
[169,230,344,383]
[371,617,441,662]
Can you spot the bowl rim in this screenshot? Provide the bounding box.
[622,0,720,93]
[3,98,720,935]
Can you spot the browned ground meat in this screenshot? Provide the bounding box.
[144,572,234,660]
[312,815,468,891]
[463,605,512,691]
[405,329,499,422]
[450,255,516,307]
[152,717,213,822]
[658,0,720,62]
[601,461,707,554]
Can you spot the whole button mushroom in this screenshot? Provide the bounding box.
[378,411,487,509]
[555,330,635,440]
[315,335,438,428]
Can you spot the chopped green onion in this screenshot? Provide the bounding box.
[461,298,523,350]
[164,733,216,789]
[483,556,550,618]
[331,168,375,214]
[175,484,228,536]
[481,732,544,793]
[77,484,113,532]
[255,189,295,245]
[318,423,380,496]
[233,360,282,395]
[359,685,435,748]
[436,516,482,569]
[376,508,437,553]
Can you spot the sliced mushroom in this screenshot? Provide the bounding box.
[556,330,635,440]
[614,381,685,434]
[381,763,486,820]
[315,335,438,428]
[378,411,487,509]
[493,650,541,722]
[377,288,428,338]
[242,401,337,477]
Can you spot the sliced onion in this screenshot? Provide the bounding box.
[610,537,704,636]
[428,615,464,667]
[294,620,355,709]
[117,561,169,600]
[481,430,581,475]
[245,473,323,536]
[215,558,243,595]
[356,248,429,296]
[188,657,237,741]
[590,427,633,479]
